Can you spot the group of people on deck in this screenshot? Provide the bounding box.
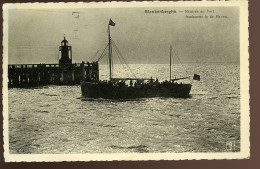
[96,77,179,89]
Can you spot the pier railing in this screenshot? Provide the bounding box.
[8,62,98,69]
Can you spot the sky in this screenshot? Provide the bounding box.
[8,7,239,64]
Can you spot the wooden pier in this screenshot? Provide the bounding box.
[8,62,99,88]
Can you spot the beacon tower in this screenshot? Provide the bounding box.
[59,37,72,64]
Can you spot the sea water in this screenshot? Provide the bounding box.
[8,64,240,153]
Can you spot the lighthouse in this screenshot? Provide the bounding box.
[59,36,72,64]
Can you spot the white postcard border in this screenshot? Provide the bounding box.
[2,1,249,162]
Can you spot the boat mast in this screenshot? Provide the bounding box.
[107,19,116,80]
[108,25,112,80]
[170,45,172,81]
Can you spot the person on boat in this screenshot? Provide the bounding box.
[155,78,160,87]
[134,81,137,87]
[130,80,133,87]
[150,77,154,83]
[141,82,144,88]
[118,81,125,88]
[136,80,142,86]
[108,81,113,87]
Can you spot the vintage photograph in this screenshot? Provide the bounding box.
[2,1,249,161]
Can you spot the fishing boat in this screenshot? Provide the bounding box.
[81,19,200,99]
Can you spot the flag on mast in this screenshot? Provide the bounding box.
[193,74,200,81]
[109,19,116,26]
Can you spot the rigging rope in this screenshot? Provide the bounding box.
[87,50,99,62]
[111,39,137,78]
[112,42,132,77]
[171,47,189,78]
[96,44,109,62]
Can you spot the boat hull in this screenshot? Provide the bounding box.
[81,81,192,99]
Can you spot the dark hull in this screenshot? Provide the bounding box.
[81,82,192,99]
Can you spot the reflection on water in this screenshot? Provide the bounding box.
[9,64,240,153]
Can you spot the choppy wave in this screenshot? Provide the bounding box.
[9,64,240,153]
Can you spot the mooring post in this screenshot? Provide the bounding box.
[72,70,75,83]
[81,61,85,81]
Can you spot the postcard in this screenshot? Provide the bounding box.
[2,1,249,161]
